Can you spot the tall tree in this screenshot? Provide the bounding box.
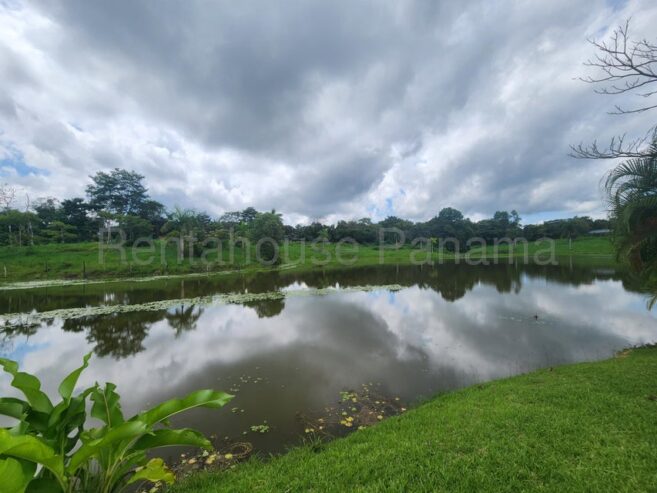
[249,210,284,263]
[137,199,167,234]
[438,207,464,223]
[86,168,149,216]
[61,198,97,241]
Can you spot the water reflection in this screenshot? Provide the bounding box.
[0,262,643,316]
[61,312,163,358]
[0,263,656,455]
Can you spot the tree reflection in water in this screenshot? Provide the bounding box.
[0,262,651,360]
[62,311,165,358]
[166,304,204,337]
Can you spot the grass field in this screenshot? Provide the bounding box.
[172,346,657,492]
[0,236,615,283]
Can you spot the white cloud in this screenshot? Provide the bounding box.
[0,0,656,223]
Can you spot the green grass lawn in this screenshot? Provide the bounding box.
[173,347,657,492]
[0,236,615,283]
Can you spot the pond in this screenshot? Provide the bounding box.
[1,261,656,461]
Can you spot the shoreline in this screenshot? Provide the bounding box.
[171,346,657,492]
[0,237,616,288]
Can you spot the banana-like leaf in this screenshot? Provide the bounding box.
[132,428,212,451]
[22,409,51,436]
[0,429,65,490]
[90,383,124,428]
[67,420,149,472]
[127,457,174,486]
[110,449,147,485]
[0,457,36,493]
[135,390,233,426]
[43,394,88,455]
[0,360,52,414]
[57,352,91,403]
[48,388,91,430]
[25,477,64,493]
[0,397,28,421]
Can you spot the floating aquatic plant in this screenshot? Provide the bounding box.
[0,284,404,328]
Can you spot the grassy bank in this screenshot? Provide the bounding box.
[0,237,615,283]
[173,347,657,492]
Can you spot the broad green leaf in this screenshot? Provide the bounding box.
[67,420,149,472]
[110,450,147,485]
[136,390,233,426]
[133,428,212,451]
[127,457,174,486]
[25,477,63,493]
[0,457,36,493]
[0,359,53,414]
[8,421,30,436]
[22,410,50,435]
[47,389,91,430]
[57,352,91,402]
[90,383,124,428]
[0,397,28,421]
[45,394,88,454]
[0,429,66,490]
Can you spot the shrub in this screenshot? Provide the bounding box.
[0,353,232,492]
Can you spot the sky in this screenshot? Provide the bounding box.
[0,0,656,225]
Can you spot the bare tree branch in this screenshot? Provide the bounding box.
[575,20,657,159]
[570,126,657,159]
[0,183,16,211]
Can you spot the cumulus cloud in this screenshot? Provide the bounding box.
[0,0,656,223]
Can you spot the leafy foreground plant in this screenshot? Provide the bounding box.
[0,353,233,493]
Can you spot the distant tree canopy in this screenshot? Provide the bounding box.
[0,168,610,249]
[249,210,284,263]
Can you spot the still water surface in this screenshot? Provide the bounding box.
[1,263,656,457]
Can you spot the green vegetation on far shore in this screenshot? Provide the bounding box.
[173,346,657,492]
[0,237,615,283]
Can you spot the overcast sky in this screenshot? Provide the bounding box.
[1,0,656,225]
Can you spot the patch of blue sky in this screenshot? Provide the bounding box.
[367,196,396,222]
[0,149,49,177]
[522,210,575,225]
[68,121,84,132]
[0,339,49,365]
[384,197,394,215]
[387,290,397,306]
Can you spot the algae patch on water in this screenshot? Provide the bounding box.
[0,284,404,328]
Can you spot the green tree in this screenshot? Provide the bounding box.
[249,210,284,264]
[438,207,464,223]
[43,220,78,244]
[605,140,657,276]
[0,210,39,246]
[34,197,62,225]
[161,207,209,258]
[240,207,258,224]
[137,199,167,234]
[61,198,98,241]
[117,215,153,246]
[86,168,149,216]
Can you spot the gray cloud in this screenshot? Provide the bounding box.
[0,0,655,223]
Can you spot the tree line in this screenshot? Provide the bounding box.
[0,168,609,253]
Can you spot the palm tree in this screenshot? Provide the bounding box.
[161,207,200,259]
[605,138,657,305]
